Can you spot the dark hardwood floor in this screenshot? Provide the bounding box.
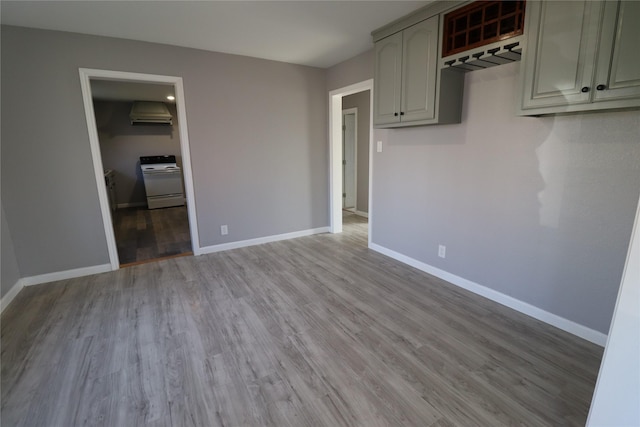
[1,213,603,426]
[113,206,192,265]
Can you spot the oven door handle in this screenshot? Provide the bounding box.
[143,169,181,175]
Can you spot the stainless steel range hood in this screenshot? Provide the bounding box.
[129,101,173,125]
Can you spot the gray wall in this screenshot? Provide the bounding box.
[1,202,21,298]
[94,101,182,207]
[343,91,370,213]
[328,53,640,334]
[327,50,374,92]
[1,25,328,277]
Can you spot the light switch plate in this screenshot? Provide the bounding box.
[377,141,383,152]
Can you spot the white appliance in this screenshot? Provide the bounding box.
[140,155,185,209]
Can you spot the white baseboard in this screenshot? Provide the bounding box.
[199,227,330,255]
[20,264,113,287]
[116,202,147,209]
[354,210,369,218]
[1,279,25,313]
[369,242,607,347]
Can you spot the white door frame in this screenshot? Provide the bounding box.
[342,107,358,210]
[78,68,201,270]
[328,79,373,245]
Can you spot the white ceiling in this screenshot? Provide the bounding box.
[1,1,431,68]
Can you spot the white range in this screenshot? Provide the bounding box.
[140,155,185,209]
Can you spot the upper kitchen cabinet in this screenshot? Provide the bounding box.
[519,0,640,115]
[373,15,464,128]
[593,1,640,103]
[374,31,403,125]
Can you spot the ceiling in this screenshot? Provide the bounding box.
[1,1,431,69]
[91,80,176,103]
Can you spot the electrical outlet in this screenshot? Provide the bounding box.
[438,245,446,258]
[220,225,228,235]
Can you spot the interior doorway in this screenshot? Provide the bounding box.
[342,108,357,210]
[79,68,200,270]
[328,79,373,244]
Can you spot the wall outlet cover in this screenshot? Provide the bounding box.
[438,245,446,258]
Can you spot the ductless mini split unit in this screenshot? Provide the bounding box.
[129,101,173,125]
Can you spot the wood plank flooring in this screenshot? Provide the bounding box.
[1,213,603,426]
[113,206,192,265]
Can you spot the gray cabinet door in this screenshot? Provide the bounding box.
[520,0,601,110]
[374,32,402,125]
[593,1,640,102]
[401,16,438,123]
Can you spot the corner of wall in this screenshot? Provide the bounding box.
[0,279,25,314]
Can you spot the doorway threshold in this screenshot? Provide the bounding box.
[120,251,193,268]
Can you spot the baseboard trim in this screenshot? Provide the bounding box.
[1,279,25,313]
[354,210,369,218]
[199,227,330,255]
[369,242,607,347]
[20,264,113,287]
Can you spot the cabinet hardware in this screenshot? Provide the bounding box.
[581,87,590,93]
[596,84,607,91]
[400,112,405,115]
[394,112,398,116]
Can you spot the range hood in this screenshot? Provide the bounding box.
[129,101,173,125]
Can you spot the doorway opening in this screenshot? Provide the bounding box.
[342,108,357,211]
[329,79,373,246]
[79,69,200,270]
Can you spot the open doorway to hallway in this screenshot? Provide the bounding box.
[342,109,357,211]
[341,93,370,242]
[329,79,373,242]
[341,90,370,222]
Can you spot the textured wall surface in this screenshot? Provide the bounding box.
[327,49,374,92]
[371,63,640,334]
[1,25,327,276]
[1,203,21,298]
[324,45,640,335]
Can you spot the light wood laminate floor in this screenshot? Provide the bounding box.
[1,213,603,426]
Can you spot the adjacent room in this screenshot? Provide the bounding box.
[1,1,638,426]
[91,80,193,266]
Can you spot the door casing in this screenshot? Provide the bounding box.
[78,68,201,270]
[328,79,373,242]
